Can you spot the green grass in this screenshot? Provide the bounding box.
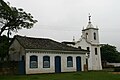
[0,71,120,80]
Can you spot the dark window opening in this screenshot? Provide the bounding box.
[78,46,81,49]
[21,55,25,61]
[67,56,73,67]
[87,47,90,55]
[86,33,88,39]
[30,55,38,68]
[43,56,50,68]
[95,48,97,55]
[94,32,96,40]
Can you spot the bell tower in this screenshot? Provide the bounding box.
[82,14,99,44]
[75,14,102,70]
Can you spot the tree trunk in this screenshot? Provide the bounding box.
[0,25,7,36]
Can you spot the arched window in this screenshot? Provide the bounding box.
[94,32,96,40]
[86,33,88,39]
[43,56,50,68]
[30,55,38,68]
[95,48,97,55]
[78,46,81,49]
[67,56,73,67]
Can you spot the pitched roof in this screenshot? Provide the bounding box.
[13,35,87,52]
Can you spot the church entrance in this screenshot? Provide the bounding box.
[55,56,61,73]
[76,56,81,71]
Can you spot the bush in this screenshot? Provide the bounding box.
[114,67,120,72]
[0,61,19,75]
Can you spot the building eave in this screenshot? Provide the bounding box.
[25,49,88,54]
[76,37,100,46]
[82,28,98,31]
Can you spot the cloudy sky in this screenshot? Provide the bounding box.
[5,0,120,51]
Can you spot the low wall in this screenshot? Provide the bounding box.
[0,61,19,75]
[107,62,120,67]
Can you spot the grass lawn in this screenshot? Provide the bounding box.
[0,71,120,80]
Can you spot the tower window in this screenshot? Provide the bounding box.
[78,46,81,49]
[94,32,96,40]
[86,33,88,39]
[95,48,97,55]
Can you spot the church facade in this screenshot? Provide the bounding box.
[63,15,102,70]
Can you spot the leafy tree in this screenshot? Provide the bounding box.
[0,0,37,61]
[0,35,9,61]
[100,44,120,63]
[0,0,37,36]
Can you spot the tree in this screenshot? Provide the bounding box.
[0,35,9,61]
[0,0,37,61]
[0,0,37,36]
[100,44,120,63]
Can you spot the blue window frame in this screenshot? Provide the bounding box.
[43,56,50,68]
[30,55,38,68]
[67,56,73,67]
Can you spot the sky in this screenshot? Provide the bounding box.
[4,0,120,51]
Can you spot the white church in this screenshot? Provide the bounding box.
[63,15,102,70]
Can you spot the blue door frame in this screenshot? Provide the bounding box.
[76,56,81,71]
[55,56,61,73]
[19,61,25,74]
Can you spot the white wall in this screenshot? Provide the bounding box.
[107,62,120,67]
[9,39,25,61]
[90,46,102,70]
[25,52,86,74]
[74,38,102,70]
[74,39,93,70]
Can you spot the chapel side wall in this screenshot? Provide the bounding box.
[9,39,25,61]
[74,39,93,70]
[74,37,102,70]
[25,52,86,74]
[97,46,102,70]
[90,46,102,70]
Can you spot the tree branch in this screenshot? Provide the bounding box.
[0,20,5,24]
[0,25,7,36]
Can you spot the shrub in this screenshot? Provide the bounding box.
[114,66,120,72]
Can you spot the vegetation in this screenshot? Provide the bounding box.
[0,72,120,80]
[0,0,37,60]
[100,44,120,63]
[0,35,9,61]
[0,0,37,36]
[114,67,120,72]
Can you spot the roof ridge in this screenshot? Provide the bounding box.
[15,35,53,40]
